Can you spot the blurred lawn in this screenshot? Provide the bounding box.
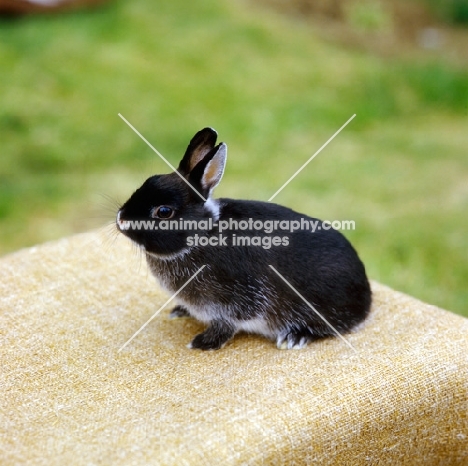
[0,0,467,316]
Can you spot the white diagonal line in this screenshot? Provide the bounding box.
[268,265,357,353]
[118,113,207,201]
[118,265,206,352]
[268,114,356,202]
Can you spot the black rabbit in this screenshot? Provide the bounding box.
[117,128,371,350]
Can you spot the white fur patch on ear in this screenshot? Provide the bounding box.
[204,198,220,222]
[201,143,227,192]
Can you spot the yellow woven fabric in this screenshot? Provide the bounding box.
[1,231,467,465]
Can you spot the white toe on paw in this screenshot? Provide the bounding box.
[292,337,308,350]
[277,341,288,350]
[276,332,309,350]
[276,334,288,350]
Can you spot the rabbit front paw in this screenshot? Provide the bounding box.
[188,321,235,351]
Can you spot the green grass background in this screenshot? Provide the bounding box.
[0,0,467,316]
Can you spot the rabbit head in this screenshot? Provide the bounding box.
[116,128,226,256]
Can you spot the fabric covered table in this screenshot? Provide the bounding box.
[1,231,467,465]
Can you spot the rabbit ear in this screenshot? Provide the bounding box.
[189,143,227,194]
[178,128,218,175]
[201,143,227,192]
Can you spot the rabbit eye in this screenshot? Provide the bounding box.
[153,206,174,219]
